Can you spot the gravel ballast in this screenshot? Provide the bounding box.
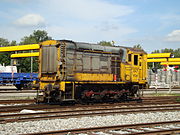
[0,111,179,135]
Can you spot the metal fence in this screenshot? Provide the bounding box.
[148,69,180,88]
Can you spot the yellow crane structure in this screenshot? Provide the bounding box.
[11,52,39,58]
[147,58,180,63]
[147,53,180,65]
[147,58,167,62]
[147,53,173,58]
[0,44,39,52]
[160,62,180,65]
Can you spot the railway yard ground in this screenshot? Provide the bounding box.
[0,86,180,135]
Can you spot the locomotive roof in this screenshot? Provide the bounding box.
[59,40,146,54]
[118,46,147,54]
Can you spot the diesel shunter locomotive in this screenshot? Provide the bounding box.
[35,40,147,103]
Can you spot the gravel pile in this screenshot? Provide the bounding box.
[0,111,179,135]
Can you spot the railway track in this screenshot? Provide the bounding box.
[0,104,63,113]
[1,104,180,123]
[0,96,179,134]
[0,95,179,112]
[0,90,36,93]
[0,99,34,104]
[0,95,179,105]
[24,120,180,135]
[0,98,179,114]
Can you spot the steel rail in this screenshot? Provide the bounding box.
[0,91,36,93]
[0,99,34,104]
[0,99,179,113]
[1,104,180,119]
[22,120,180,135]
[1,105,180,123]
[0,96,178,105]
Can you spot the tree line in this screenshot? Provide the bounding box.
[0,30,179,72]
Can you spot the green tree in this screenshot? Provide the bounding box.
[0,38,11,66]
[0,52,11,66]
[133,44,143,50]
[152,48,180,58]
[152,50,160,53]
[20,30,52,44]
[0,38,9,47]
[161,48,174,53]
[98,41,113,46]
[10,40,17,46]
[174,48,180,58]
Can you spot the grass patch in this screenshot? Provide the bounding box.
[149,93,180,102]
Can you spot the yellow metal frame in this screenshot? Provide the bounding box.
[11,52,39,58]
[0,44,39,52]
[147,58,180,63]
[147,53,172,58]
[168,58,180,62]
[147,58,167,62]
[161,62,180,65]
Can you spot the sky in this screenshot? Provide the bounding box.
[0,0,180,53]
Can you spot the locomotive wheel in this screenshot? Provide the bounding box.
[80,90,91,103]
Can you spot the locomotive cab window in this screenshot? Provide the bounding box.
[134,55,138,65]
[128,54,132,62]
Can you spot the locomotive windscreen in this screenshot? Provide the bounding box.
[41,45,57,73]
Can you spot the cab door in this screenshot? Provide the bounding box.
[131,54,139,82]
[140,53,147,83]
[138,54,143,81]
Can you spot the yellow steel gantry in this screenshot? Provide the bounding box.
[11,52,39,58]
[147,58,180,63]
[160,62,180,65]
[147,53,172,58]
[147,53,180,65]
[168,58,180,62]
[147,58,167,62]
[0,44,39,52]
